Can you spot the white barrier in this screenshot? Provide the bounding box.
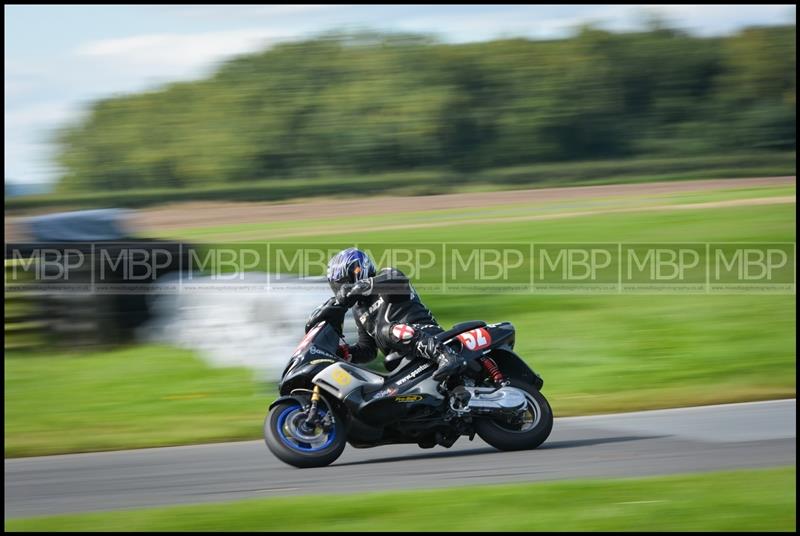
[139,272,358,381]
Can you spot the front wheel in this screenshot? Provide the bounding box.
[264,400,346,468]
[474,379,553,451]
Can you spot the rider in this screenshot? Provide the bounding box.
[308,247,466,381]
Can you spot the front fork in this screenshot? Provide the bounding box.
[299,385,331,434]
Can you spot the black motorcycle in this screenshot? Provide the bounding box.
[264,299,553,468]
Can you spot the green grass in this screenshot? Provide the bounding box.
[5,467,795,531]
[6,151,795,212]
[4,192,795,456]
[657,184,795,204]
[3,345,267,457]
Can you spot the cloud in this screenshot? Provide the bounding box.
[158,4,348,21]
[74,27,294,74]
[393,5,795,42]
[250,4,347,16]
[5,101,79,130]
[5,102,81,182]
[4,136,63,183]
[4,59,56,102]
[627,5,794,34]
[393,6,627,41]
[4,78,36,98]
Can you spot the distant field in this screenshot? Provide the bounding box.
[4,181,795,456]
[6,467,795,531]
[136,177,795,240]
[5,152,795,212]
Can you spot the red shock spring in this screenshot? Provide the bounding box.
[480,357,506,386]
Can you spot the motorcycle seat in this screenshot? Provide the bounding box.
[435,320,487,342]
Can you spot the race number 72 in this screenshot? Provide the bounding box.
[457,328,492,351]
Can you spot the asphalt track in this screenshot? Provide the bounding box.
[5,399,795,519]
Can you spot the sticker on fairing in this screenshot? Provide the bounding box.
[457,327,492,351]
[292,323,323,356]
[395,395,423,403]
[332,367,352,386]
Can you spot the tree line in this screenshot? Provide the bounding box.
[54,23,796,193]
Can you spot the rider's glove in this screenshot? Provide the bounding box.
[415,335,444,361]
[305,297,337,333]
[337,344,351,362]
[335,284,356,307]
[335,279,373,307]
[350,279,373,297]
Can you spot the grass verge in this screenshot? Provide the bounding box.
[3,345,267,458]
[5,467,795,531]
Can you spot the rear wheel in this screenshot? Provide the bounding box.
[474,379,553,451]
[264,400,346,468]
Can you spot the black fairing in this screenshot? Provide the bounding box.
[279,322,343,395]
[347,390,442,427]
[343,357,443,426]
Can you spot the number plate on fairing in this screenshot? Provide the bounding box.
[457,327,492,351]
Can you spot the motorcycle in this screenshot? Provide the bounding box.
[264,298,553,468]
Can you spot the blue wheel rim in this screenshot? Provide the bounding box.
[276,404,336,452]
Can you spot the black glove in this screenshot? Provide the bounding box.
[335,283,356,307]
[415,335,444,361]
[305,297,345,333]
[335,279,373,307]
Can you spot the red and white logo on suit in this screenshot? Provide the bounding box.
[391,323,415,342]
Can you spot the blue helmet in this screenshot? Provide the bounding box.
[326,247,376,294]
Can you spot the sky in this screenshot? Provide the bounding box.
[4,4,796,185]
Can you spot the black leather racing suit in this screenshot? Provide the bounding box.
[346,267,444,364]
